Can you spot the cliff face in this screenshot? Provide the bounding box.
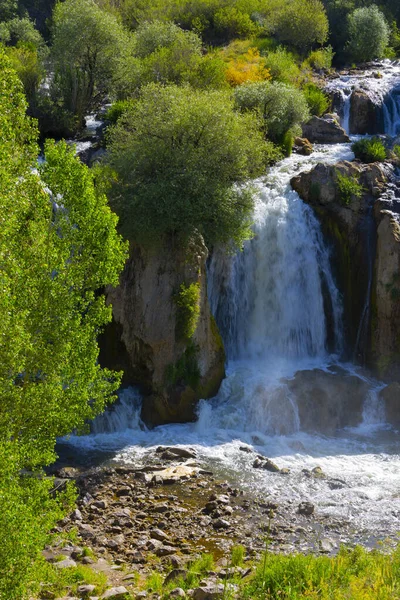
[102,236,225,426]
[291,160,400,379]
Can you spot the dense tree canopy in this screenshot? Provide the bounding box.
[105,83,270,248]
[346,5,389,63]
[0,49,127,598]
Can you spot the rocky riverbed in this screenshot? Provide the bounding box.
[45,445,381,599]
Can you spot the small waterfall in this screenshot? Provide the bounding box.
[209,148,347,363]
[91,387,144,434]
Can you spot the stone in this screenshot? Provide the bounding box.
[261,459,280,473]
[155,545,176,557]
[380,383,400,426]
[170,589,186,598]
[293,137,313,156]
[192,583,229,600]
[77,584,96,596]
[298,502,315,516]
[102,236,225,427]
[55,558,77,569]
[136,593,148,599]
[349,90,382,135]
[312,466,326,479]
[93,500,108,510]
[212,518,230,529]
[79,523,96,539]
[116,487,131,497]
[156,446,197,459]
[319,539,334,553]
[101,588,129,599]
[150,528,169,542]
[70,508,83,521]
[302,115,350,144]
[164,569,188,586]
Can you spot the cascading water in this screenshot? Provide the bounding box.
[62,64,400,545]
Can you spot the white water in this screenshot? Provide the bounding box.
[63,141,400,544]
[326,60,400,135]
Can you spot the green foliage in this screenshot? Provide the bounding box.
[213,6,258,40]
[0,17,46,51]
[231,544,246,567]
[175,282,201,341]
[0,50,127,598]
[145,572,164,592]
[234,80,310,144]
[336,171,364,205]
[262,47,300,85]
[347,5,390,63]
[392,144,400,159]
[133,20,201,58]
[241,544,400,599]
[165,342,201,388]
[352,137,387,163]
[105,99,135,124]
[105,83,268,248]
[5,44,44,106]
[44,563,108,598]
[303,83,330,116]
[304,45,334,70]
[0,0,17,20]
[275,0,329,53]
[50,0,129,126]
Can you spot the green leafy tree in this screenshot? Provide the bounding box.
[105,83,269,248]
[234,80,310,143]
[0,49,127,598]
[0,0,17,20]
[50,0,129,126]
[346,5,389,63]
[275,0,329,53]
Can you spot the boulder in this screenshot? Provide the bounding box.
[101,588,129,599]
[293,137,313,156]
[101,234,225,426]
[302,115,350,144]
[192,583,227,600]
[379,383,400,425]
[349,90,382,135]
[285,369,368,433]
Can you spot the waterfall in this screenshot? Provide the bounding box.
[209,147,349,364]
[91,387,144,434]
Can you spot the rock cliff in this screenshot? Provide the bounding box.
[101,236,225,426]
[291,160,400,379]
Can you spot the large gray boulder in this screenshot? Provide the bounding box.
[302,115,350,144]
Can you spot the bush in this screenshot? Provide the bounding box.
[275,0,329,53]
[305,46,334,70]
[303,83,330,116]
[225,47,271,86]
[346,5,390,63]
[175,282,201,341]
[105,99,135,124]
[213,6,257,41]
[263,47,300,85]
[105,83,269,248]
[234,80,310,144]
[336,171,364,205]
[352,137,387,163]
[133,20,201,58]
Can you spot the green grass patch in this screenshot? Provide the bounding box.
[336,171,364,206]
[352,137,387,163]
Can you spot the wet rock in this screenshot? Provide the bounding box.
[252,459,262,469]
[101,587,129,599]
[293,137,313,156]
[327,479,347,490]
[298,502,315,516]
[239,446,253,453]
[302,115,349,144]
[312,466,326,479]
[380,383,400,425]
[261,459,280,473]
[350,90,381,135]
[156,446,197,459]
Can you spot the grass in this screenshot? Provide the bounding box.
[240,545,400,600]
[43,563,108,597]
[352,137,387,163]
[336,171,364,206]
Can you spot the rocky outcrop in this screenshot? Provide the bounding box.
[379,383,400,425]
[370,206,400,379]
[285,369,368,434]
[302,115,350,144]
[293,137,313,156]
[349,90,382,135]
[101,236,225,426]
[291,160,391,369]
